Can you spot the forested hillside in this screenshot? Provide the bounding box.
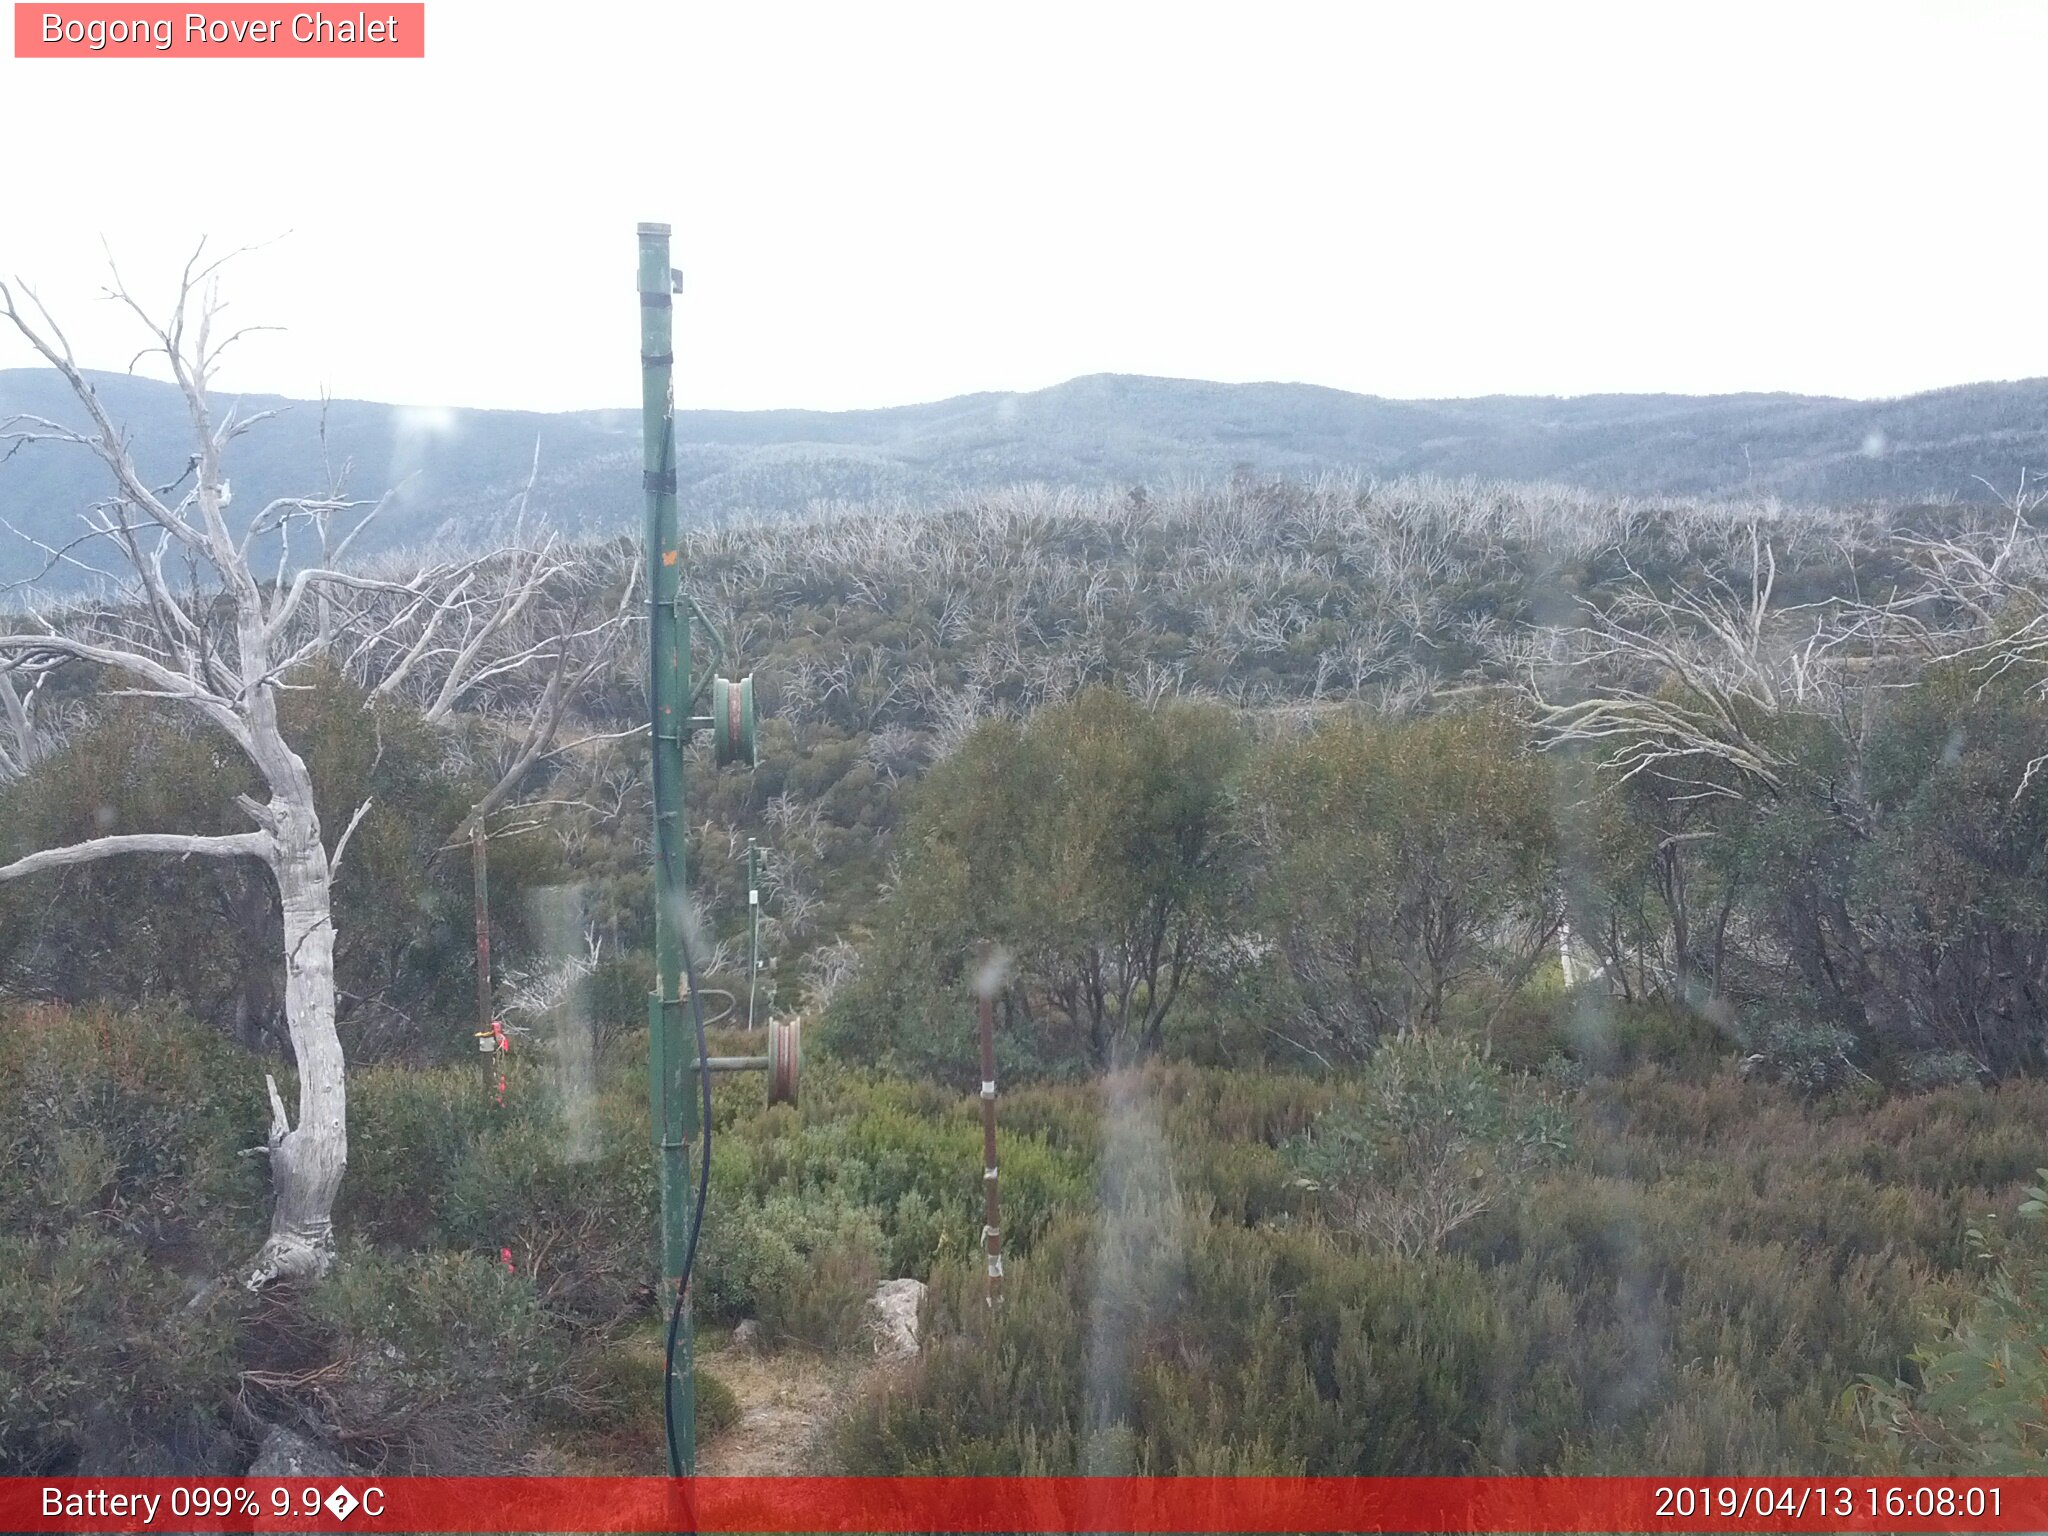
[4,474,2047,1477]
[7,366,2048,590]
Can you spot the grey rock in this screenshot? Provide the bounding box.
[248,1425,345,1478]
[866,1278,926,1359]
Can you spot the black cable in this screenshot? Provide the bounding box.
[647,413,711,1478]
[649,425,723,1475]
[661,921,714,1479]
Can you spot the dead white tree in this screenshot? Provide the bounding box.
[1874,484,2048,797]
[1529,533,1860,802]
[0,668,52,781]
[358,516,641,844]
[0,250,563,1287]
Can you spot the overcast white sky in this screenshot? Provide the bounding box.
[2,0,2044,413]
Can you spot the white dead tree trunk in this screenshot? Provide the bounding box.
[1873,484,2048,798]
[0,668,52,781]
[0,251,560,1287]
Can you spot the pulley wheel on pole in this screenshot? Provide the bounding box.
[713,675,757,768]
[767,1015,801,1107]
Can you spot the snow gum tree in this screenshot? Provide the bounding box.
[0,251,583,1286]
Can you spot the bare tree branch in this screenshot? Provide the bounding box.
[0,830,270,882]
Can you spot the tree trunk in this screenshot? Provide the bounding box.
[246,831,348,1289]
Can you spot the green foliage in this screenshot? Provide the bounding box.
[0,706,279,1043]
[338,1053,654,1321]
[1897,1050,1987,1092]
[1844,668,2048,1074]
[0,1004,262,1473]
[835,688,1245,1075]
[1847,1173,2048,1471]
[833,1210,1504,1476]
[834,1058,2048,1477]
[0,1228,241,1474]
[9,995,2048,1478]
[1291,1035,1569,1257]
[1747,1016,1865,1097]
[1565,997,1731,1078]
[1245,708,1558,1058]
[1567,661,2048,1079]
[0,674,558,1062]
[304,1246,637,1472]
[708,1065,1092,1285]
[694,1193,884,1347]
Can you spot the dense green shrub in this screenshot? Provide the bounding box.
[337,1053,655,1321]
[834,1204,1506,1476]
[1484,989,1574,1072]
[1894,1050,1987,1092]
[834,1058,2044,1477]
[1561,662,2048,1080]
[0,676,559,1063]
[1564,995,1733,1078]
[1746,1016,1866,1096]
[694,1193,884,1347]
[303,1247,637,1472]
[1245,709,1558,1059]
[6,1000,2046,1478]
[1847,1174,2048,1471]
[1290,1035,1569,1257]
[0,1229,241,1474]
[831,689,1245,1076]
[710,1067,1091,1278]
[0,1005,262,1473]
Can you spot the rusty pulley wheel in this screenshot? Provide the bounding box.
[767,1015,800,1107]
[712,675,757,768]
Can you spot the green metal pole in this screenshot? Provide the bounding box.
[640,221,697,1474]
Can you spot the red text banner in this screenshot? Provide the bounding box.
[13,5,424,57]
[2,1476,2043,1533]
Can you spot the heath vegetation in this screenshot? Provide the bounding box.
[4,337,2046,1474]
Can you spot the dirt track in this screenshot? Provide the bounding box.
[696,1344,881,1476]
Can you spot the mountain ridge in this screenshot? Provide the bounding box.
[2,368,2043,589]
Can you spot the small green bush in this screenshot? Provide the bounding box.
[1567,997,1729,1077]
[1290,1034,1569,1258]
[1895,1050,1986,1093]
[695,1193,885,1350]
[0,1004,261,1475]
[0,1228,241,1474]
[1485,992,1572,1073]
[1846,1173,2048,1472]
[303,1246,635,1472]
[340,1058,655,1322]
[1748,1016,1865,1097]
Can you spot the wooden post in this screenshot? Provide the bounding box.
[746,838,761,1030]
[471,820,492,1047]
[977,941,1003,1307]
